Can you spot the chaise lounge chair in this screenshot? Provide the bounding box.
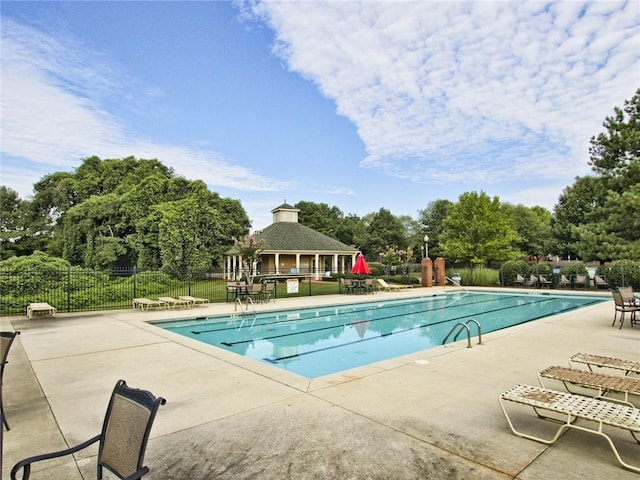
[594,274,609,289]
[538,365,640,406]
[133,298,167,311]
[26,302,56,319]
[158,296,191,309]
[558,275,572,288]
[11,379,165,480]
[499,384,640,473]
[178,295,209,305]
[537,275,551,287]
[574,274,588,289]
[569,352,640,377]
[376,278,409,291]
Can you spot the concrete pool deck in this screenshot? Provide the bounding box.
[1,288,639,479]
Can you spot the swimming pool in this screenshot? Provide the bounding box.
[156,291,605,379]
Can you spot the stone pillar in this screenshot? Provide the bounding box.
[434,257,446,286]
[421,258,433,287]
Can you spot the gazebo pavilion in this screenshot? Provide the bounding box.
[225,203,358,280]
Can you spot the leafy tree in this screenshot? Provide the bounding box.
[295,201,343,239]
[18,156,250,270]
[1,186,24,259]
[335,213,367,249]
[554,89,640,261]
[233,233,265,281]
[398,215,421,262]
[504,204,553,260]
[363,208,407,259]
[154,184,248,275]
[440,191,521,265]
[418,199,453,259]
[552,175,607,260]
[0,187,51,259]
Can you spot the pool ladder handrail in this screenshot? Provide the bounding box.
[234,296,257,316]
[445,276,470,292]
[442,319,483,348]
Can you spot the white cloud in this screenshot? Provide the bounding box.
[249,1,639,188]
[0,18,289,196]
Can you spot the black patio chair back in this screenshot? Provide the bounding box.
[1,331,20,431]
[611,289,640,329]
[11,379,166,480]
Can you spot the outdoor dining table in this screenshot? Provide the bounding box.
[351,279,372,294]
[227,282,249,300]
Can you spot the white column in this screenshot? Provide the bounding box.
[275,253,280,275]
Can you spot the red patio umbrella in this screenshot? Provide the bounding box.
[350,254,372,275]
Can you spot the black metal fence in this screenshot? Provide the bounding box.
[0,266,355,316]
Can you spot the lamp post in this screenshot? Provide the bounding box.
[424,235,429,260]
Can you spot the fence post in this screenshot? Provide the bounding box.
[133,266,137,299]
[188,266,192,295]
[67,265,71,313]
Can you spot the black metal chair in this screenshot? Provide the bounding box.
[11,379,166,480]
[1,331,20,431]
[611,289,640,329]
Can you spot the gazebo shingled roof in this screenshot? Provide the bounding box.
[256,222,356,252]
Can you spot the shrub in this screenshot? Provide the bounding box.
[388,275,420,286]
[368,262,385,277]
[606,260,640,289]
[0,251,70,296]
[500,260,529,286]
[561,261,588,277]
[447,267,499,286]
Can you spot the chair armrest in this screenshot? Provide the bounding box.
[11,434,101,480]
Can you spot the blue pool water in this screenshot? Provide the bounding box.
[156,291,605,379]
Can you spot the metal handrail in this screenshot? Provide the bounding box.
[234,295,257,316]
[244,296,256,316]
[442,319,483,348]
[234,297,243,312]
[445,276,470,292]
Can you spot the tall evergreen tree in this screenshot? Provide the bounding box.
[554,89,640,261]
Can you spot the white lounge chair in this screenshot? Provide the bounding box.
[499,384,640,473]
[376,278,409,291]
[133,298,166,311]
[26,302,56,319]
[569,352,640,376]
[178,295,209,305]
[538,365,640,406]
[158,296,191,309]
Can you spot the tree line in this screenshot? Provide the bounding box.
[1,89,639,270]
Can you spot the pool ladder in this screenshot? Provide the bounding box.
[442,319,483,348]
[445,276,469,292]
[234,296,256,316]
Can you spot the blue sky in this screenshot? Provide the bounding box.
[1,1,638,230]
